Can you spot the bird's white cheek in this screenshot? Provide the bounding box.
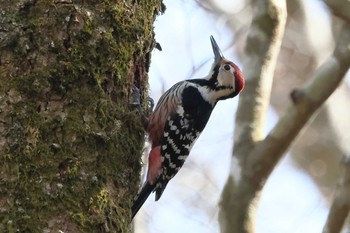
[219,73,235,87]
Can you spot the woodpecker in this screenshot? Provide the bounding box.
[131,36,244,219]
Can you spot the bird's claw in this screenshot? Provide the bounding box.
[147,97,155,112]
[129,85,153,129]
[129,85,142,108]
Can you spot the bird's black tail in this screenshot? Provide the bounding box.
[131,182,155,220]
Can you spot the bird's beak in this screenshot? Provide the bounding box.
[210,35,224,65]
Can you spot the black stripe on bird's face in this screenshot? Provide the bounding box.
[208,64,220,86]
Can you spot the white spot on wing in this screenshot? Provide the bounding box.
[177,106,185,116]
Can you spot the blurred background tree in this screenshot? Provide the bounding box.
[133,0,350,233]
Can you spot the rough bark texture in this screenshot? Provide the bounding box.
[0,0,163,232]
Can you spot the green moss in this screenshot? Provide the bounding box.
[0,0,163,232]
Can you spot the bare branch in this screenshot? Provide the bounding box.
[233,0,287,156]
[322,156,350,233]
[220,0,350,231]
[219,0,287,232]
[248,22,350,185]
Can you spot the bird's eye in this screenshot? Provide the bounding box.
[224,64,231,71]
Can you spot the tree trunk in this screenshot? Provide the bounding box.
[0,0,163,232]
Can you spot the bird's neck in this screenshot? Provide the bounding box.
[188,79,234,106]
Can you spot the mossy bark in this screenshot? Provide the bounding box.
[0,0,163,232]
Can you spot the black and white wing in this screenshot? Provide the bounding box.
[153,84,213,200]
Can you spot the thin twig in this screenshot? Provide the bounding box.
[322,156,350,233]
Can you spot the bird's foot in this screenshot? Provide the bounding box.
[129,85,154,128]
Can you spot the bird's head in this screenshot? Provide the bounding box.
[208,36,244,99]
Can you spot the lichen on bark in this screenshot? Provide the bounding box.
[0,0,164,232]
